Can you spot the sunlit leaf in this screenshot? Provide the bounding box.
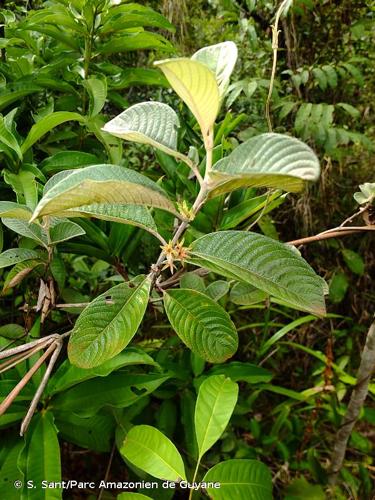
[154,58,220,141]
[31,165,178,221]
[203,459,273,499]
[195,375,238,457]
[192,41,238,97]
[120,425,186,481]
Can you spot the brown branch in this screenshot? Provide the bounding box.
[20,339,63,435]
[0,342,56,416]
[328,320,375,484]
[287,226,375,246]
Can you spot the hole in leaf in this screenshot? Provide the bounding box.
[131,386,147,396]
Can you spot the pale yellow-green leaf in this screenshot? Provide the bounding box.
[154,58,220,140]
[192,41,238,97]
[30,165,178,221]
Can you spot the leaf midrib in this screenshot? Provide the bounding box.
[197,377,228,458]
[124,435,185,481]
[74,279,149,357]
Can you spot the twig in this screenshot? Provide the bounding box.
[20,339,63,435]
[98,441,116,500]
[0,341,51,374]
[287,226,375,246]
[265,0,291,131]
[0,334,60,360]
[0,342,56,416]
[328,320,375,484]
[149,128,214,286]
[339,202,371,228]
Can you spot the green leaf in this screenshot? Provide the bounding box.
[98,32,174,54]
[354,182,375,205]
[0,115,22,160]
[22,412,61,500]
[155,57,220,141]
[120,425,186,481]
[312,67,327,90]
[0,248,42,269]
[322,65,338,88]
[0,201,32,220]
[259,315,317,357]
[83,77,107,117]
[0,323,25,339]
[52,373,169,417]
[3,259,43,291]
[86,115,123,164]
[208,133,320,196]
[48,348,158,395]
[230,282,268,305]
[179,272,206,292]
[40,151,98,175]
[66,204,158,236]
[206,280,230,301]
[21,111,84,153]
[0,439,24,499]
[329,272,349,303]
[195,375,238,457]
[68,277,151,368]
[0,85,41,111]
[285,477,325,500]
[163,289,238,363]
[342,249,365,275]
[100,3,174,34]
[1,218,46,247]
[54,411,115,453]
[206,362,272,384]
[188,231,326,315]
[49,219,86,244]
[337,102,360,118]
[31,165,178,221]
[103,102,182,158]
[220,192,283,230]
[1,258,37,291]
[294,103,312,133]
[203,459,273,499]
[192,41,238,97]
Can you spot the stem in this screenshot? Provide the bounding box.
[0,342,56,416]
[328,320,375,484]
[265,0,291,131]
[287,226,375,246]
[188,458,202,500]
[20,339,62,435]
[149,131,214,285]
